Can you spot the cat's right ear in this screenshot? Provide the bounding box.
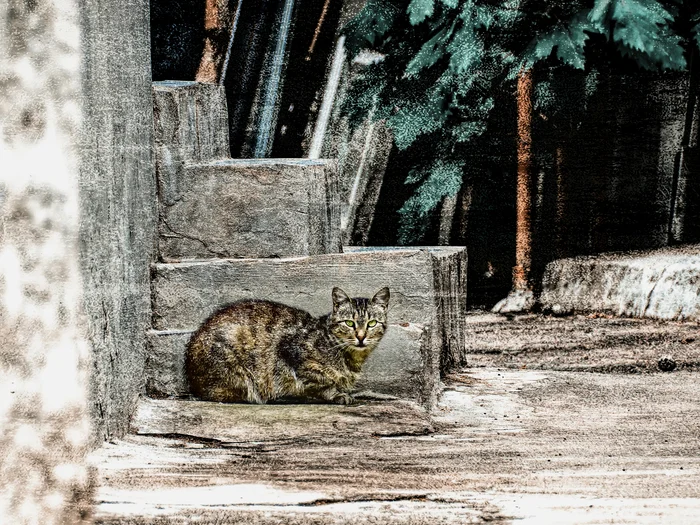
[332,287,351,311]
[371,287,390,308]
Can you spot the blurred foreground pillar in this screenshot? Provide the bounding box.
[0,0,94,523]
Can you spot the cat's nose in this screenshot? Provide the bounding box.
[356,332,366,346]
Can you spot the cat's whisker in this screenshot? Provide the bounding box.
[325,340,354,351]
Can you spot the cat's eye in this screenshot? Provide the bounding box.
[344,320,355,327]
[367,320,377,327]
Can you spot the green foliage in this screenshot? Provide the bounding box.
[594,0,686,69]
[523,11,600,70]
[342,0,700,244]
[398,160,465,243]
[691,10,700,49]
[343,0,400,55]
[407,0,435,25]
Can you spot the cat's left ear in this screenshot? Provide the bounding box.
[371,287,390,308]
[332,287,351,311]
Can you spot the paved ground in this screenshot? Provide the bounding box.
[91,314,700,524]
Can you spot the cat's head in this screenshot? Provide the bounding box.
[329,287,390,350]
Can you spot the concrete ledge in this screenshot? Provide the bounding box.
[541,245,700,321]
[462,312,700,373]
[159,159,341,260]
[149,247,467,406]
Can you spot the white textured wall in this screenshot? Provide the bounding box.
[0,0,93,523]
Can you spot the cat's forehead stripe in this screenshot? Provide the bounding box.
[352,298,368,311]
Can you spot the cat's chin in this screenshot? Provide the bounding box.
[347,344,375,353]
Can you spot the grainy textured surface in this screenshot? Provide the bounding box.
[145,330,191,398]
[0,0,94,522]
[79,0,157,442]
[150,248,466,404]
[159,159,341,259]
[152,81,230,208]
[541,245,700,321]
[463,312,700,372]
[92,367,700,523]
[131,397,433,440]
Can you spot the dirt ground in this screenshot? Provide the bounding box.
[464,312,700,373]
[91,313,700,524]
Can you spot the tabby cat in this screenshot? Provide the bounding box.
[186,287,390,405]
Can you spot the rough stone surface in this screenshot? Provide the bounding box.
[152,81,230,208]
[144,330,191,398]
[131,397,433,441]
[79,0,158,443]
[150,248,466,405]
[541,245,700,321]
[92,368,700,523]
[159,159,342,260]
[491,288,535,314]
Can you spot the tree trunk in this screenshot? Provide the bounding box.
[514,67,534,291]
[438,194,458,245]
[492,69,536,313]
[196,0,237,84]
[554,145,565,258]
[456,183,473,243]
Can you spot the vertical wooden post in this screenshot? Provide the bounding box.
[514,67,534,292]
[438,194,458,245]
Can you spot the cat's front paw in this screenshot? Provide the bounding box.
[333,393,355,405]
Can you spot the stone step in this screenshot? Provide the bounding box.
[153,81,230,207]
[153,81,342,261]
[148,247,467,406]
[158,159,341,260]
[541,245,700,321]
[131,396,432,442]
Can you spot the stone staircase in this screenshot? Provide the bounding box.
[146,80,467,407]
[89,81,700,525]
[88,80,467,523]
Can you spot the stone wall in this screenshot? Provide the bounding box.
[80,0,157,441]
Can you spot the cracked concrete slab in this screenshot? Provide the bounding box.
[158,159,342,260]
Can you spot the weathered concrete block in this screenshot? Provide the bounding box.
[159,159,342,260]
[145,330,190,398]
[149,247,467,406]
[541,245,700,321]
[153,81,230,207]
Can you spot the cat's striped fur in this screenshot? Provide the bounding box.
[186,287,390,404]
